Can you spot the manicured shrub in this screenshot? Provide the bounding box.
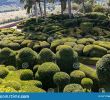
[64,42,76,47]
[79,64,99,92]
[63,84,84,92]
[33,65,40,74]
[8,43,21,50]
[70,70,86,84]
[81,78,93,91]
[93,5,105,13]
[0,47,16,66]
[83,45,107,57]
[0,78,3,84]
[85,12,107,20]
[56,45,71,52]
[20,69,33,80]
[51,39,64,51]
[6,66,16,71]
[53,72,70,92]
[96,54,110,83]
[0,67,9,79]
[56,46,79,73]
[4,81,21,90]
[73,44,85,56]
[77,38,95,45]
[80,22,93,34]
[16,47,38,69]
[21,40,32,47]
[37,62,60,89]
[39,41,50,49]
[38,48,56,64]
[21,80,42,88]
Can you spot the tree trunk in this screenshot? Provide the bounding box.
[67,0,72,18]
[34,2,38,23]
[61,1,64,15]
[82,0,85,14]
[39,1,43,17]
[44,0,46,17]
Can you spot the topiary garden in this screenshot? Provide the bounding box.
[0,11,110,93]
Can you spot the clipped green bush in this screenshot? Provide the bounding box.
[0,47,16,66]
[70,70,86,84]
[85,12,107,20]
[80,22,93,34]
[63,84,84,92]
[20,69,33,80]
[35,72,40,80]
[38,62,60,89]
[56,46,79,73]
[53,72,70,92]
[77,38,95,45]
[73,44,85,55]
[6,66,16,71]
[8,43,21,50]
[96,54,110,83]
[93,5,105,13]
[0,67,9,79]
[81,78,93,91]
[4,81,21,90]
[79,63,99,92]
[16,47,38,69]
[83,45,107,57]
[38,48,56,64]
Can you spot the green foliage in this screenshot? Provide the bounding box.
[70,70,86,84]
[0,47,16,66]
[4,81,21,90]
[0,67,9,79]
[0,87,17,92]
[53,72,70,91]
[20,69,33,80]
[80,22,93,34]
[79,64,99,92]
[96,54,110,83]
[85,12,107,20]
[93,5,105,13]
[81,78,93,90]
[83,45,107,57]
[56,46,79,73]
[8,42,21,50]
[38,48,55,64]
[77,38,95,45]
[38,62,60,89]
[16,47,38,69]
[6,66,16,71]
[63,84,84,92]
[73,44,85,56]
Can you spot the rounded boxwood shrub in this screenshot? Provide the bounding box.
[0,47,16,66]
[0,67,9,79]
[38,48,56,64]
[70,70,86,84]
[81,78,93,91]
[96,54,110,83]
[4,81,21,90]
[16,47,38,69]
[8,43,21,50]
[56,46,79,73]
[80,22,93,34]
[38,62,60,89]
[35,72,40,80]
[20,69,33,80]
[6,66,16,71]
[63,84,83,92]
[93,5,105,13]
[53,72,70,92]
[83,45,107,57]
